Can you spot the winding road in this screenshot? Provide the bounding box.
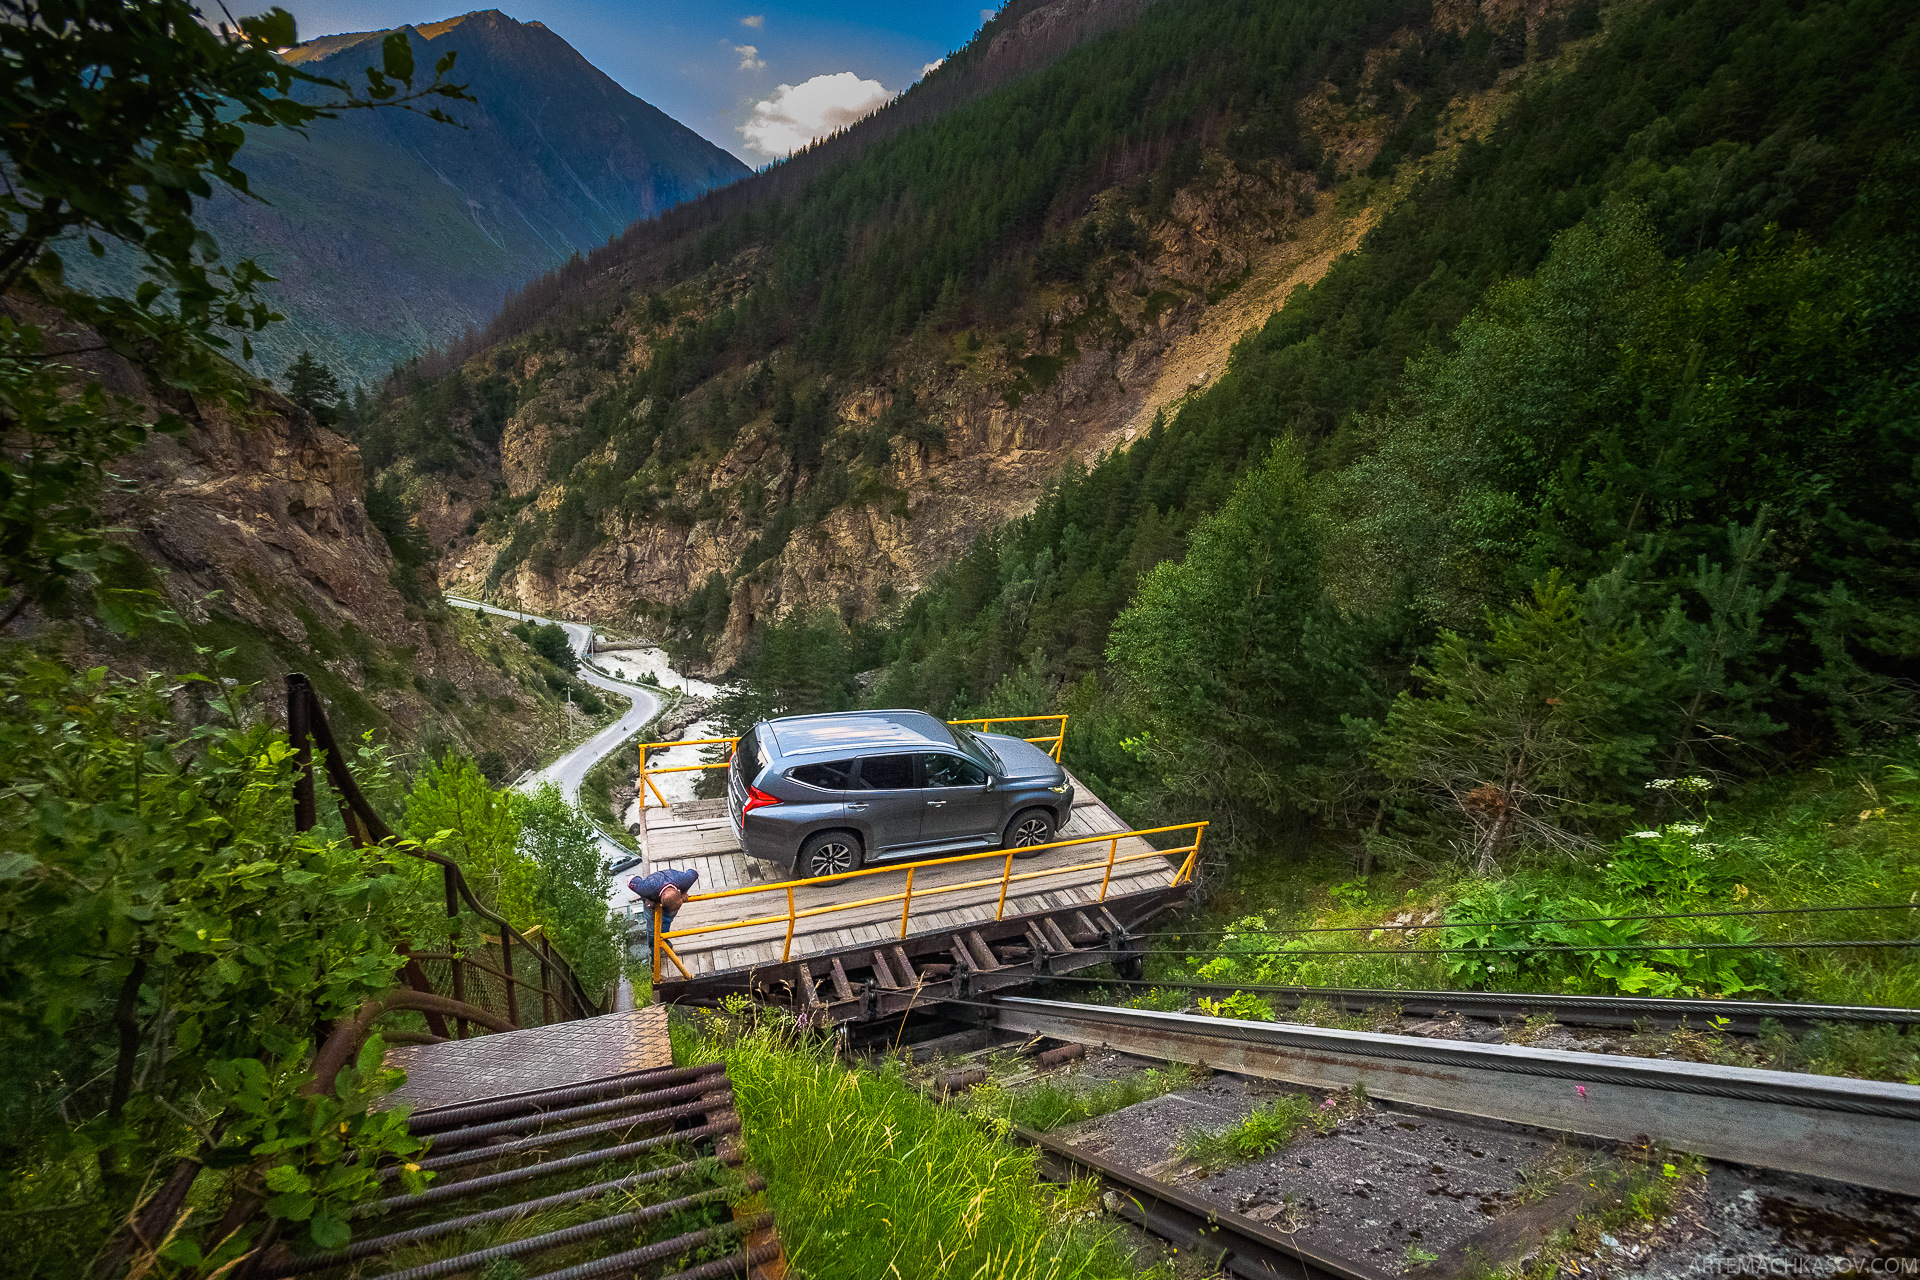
[445,596,661,868]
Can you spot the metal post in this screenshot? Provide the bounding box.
[539,938,554,1026]
[899,867,915,939]
[782,887,796,963]
[996,852,1014,921]
[1098,836,1118,900]
[653,903,663,974]
[501,929,519,1029]
[444,866,469,1039]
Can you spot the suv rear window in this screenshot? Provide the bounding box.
[789,760,855,790]
[733,730,763,785]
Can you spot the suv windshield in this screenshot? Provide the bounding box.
[951,726,1000,773]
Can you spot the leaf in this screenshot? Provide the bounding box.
[381,32,415,85]
[240,8,299,48]
[309,1210,352,1250]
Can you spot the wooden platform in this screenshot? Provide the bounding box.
[639,770,1185,988]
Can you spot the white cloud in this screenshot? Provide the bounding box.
[734,43,766,70]
[921,58,944,77]
[981,7,996,21]
[738,72,895,158]
[741,13,764,26]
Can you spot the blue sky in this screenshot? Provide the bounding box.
[275,1,1001,164]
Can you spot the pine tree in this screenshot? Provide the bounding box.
[285,350,342,426]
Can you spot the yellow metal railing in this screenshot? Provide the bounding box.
[637,716,1070,809]
[947,714,1068,761]
[650,819,1206,979]
[637,736,738,809]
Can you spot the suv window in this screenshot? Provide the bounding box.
[921,753,987,788]
[733,730,762,784]
[854,753,916,790]
[789,760,856,790]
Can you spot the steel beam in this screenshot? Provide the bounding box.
[980,996,1920,1197]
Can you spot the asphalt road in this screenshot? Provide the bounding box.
[445,596,661,866]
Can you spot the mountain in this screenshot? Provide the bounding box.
[196,10,748,387]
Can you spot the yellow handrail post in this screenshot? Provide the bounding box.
[996,851,1013,920]
[782,885,796,963]
[652,903,662,974]
[899,866,915,938]
[1098,836,1118,900]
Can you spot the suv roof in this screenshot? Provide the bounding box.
[764,709,957,759]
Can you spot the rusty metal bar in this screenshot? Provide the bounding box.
[782,886,796,963]
[408,1063,726,1132]
[899,866,915,939]
[656,1240,786,1280]
[501,929,519,1028]
[278,1169,763,1275]
[416,1077,734,1154]
[360,1189,763,1280]
[360,1118,744,1215]
[530,1214,774,1280]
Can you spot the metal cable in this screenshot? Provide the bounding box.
[421,1076,732,1151]
[525,1213,774,1280]
[368,1183,754,1280]
[357,1118,742,1217]
[405,1099,730,1175]
[1129,901,1920,940]
[1134,938,1920,959]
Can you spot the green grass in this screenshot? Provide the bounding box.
[960,1062,1204,1132]
[1153,757,1920,1074]
[1174,1091,1351,1173]
[675,1006,1160,1280]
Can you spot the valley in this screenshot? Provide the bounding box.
[3,0,1918,1275]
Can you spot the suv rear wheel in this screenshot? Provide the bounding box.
[1002,808,1056,861]
[799,830,863,879]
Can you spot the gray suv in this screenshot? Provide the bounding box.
[725,710,1075,879]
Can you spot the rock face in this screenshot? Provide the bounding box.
[75,10,748,388]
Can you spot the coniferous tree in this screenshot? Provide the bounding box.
[285,350,343,425]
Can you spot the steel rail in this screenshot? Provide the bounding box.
[1014,1125,1391,1280]
[1041,974,1920,1034]
[977,995,1920,1196]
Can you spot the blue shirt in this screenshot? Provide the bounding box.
[629,868,699,941]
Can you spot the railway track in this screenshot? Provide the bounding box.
[1043,974,1920,1036]
[929,995,1920,1278]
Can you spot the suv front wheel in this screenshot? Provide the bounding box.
[1002,808,1056,861]
[799,830,863,879]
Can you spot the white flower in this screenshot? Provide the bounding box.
[1670,823,1704,836]
[1630,830,1661,839]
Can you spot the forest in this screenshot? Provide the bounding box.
[710,0,1919,879]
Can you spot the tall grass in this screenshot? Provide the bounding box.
[675,1011,1150,1280]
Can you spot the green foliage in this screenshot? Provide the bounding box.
[1371,571,1660,873]
[404,752,533,924]
[681,1009,1145,1279]
[285,350,343,425]
[1177,1093,1322,1172]
[0,0,466,629]
[516,785,621,1000]
[511,620,580,674]
[0,654,425,1269]
[961,1062,1203,1132]
[1111,441,1381,831]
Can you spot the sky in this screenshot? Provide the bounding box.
[275,1,1003,164]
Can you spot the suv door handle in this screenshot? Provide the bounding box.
[925,800,947,807]
[847,802,869,811]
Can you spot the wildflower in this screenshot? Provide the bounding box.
[1629,831,1661,840]
[1671,822,1704,836]
[1575,1085,1587,1100]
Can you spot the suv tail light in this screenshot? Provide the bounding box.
[742,784,781,816]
